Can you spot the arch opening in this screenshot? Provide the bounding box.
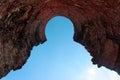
[45,16,74,42]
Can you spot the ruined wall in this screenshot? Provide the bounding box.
[0,0,120,78]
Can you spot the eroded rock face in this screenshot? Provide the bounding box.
[0,0,120,78]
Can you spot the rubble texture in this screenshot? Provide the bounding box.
[0,0,120,78]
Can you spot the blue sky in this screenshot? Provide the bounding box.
[2,16,120,80]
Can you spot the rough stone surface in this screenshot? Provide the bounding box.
[0,0,120,78]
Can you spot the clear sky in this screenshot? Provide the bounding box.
[2,16,120,80]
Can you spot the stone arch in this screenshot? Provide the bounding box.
[38,16,75,43]
[0,0,120,78]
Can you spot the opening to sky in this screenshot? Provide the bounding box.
[2,16,120,80]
